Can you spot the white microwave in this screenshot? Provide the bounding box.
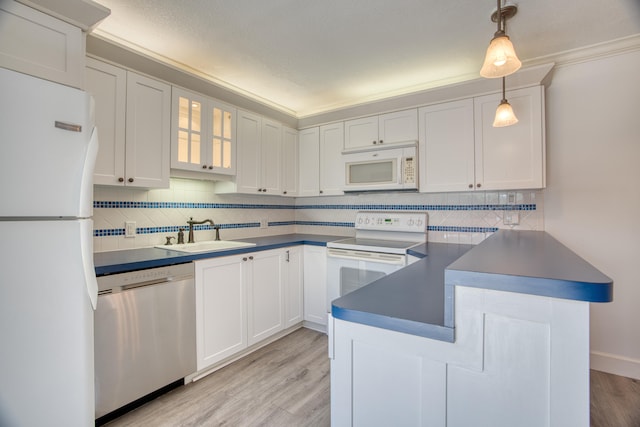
[343,145,418,192]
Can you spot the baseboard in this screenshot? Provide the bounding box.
[591,351,640,380]
[303,320,327,334]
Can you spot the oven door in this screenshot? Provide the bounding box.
[327,248,406,311]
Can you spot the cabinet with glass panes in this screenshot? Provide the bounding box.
[171,87,236,176]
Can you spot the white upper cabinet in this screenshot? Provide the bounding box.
[344,109,418,151]
[474,86,545,191]
[216,110,287,195]
[261,118,283,194]
[298,123,344,197]
[419,86,545,192]
[171,87,236,176]
[0,1,85,88]
[235,111,282,194]
[235,109,262,193]
[87,58,171,188]
[319,122,345,196]
[419,99,475,193]
[281,126,299,197]
[298,127,321,197]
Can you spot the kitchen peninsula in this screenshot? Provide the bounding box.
[329,230,612,427]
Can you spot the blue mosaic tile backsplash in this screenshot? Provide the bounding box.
[92,178,543,252]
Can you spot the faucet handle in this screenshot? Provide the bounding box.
[165,236,175,245]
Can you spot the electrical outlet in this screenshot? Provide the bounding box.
[125,221,136,237]
[503,211,520,226]
[260,218,268,229]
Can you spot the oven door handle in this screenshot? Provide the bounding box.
[327,248,406,265]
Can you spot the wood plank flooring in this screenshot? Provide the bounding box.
[105,327,330,427]
[590,369,640,427]
[104,327,640,427]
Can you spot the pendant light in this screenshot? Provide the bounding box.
[493,77,518,127]
[480,0,521,78]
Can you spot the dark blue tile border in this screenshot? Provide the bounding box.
[94,201,536,212]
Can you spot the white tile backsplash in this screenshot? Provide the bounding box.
[92,178,544,252]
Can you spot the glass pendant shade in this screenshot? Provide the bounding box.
[493,99,518,127]
[480,34,522,78]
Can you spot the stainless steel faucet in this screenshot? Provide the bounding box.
[186,217,214,243]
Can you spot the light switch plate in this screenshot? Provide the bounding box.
[125,221,136,237]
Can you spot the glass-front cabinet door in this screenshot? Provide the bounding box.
[171,87,236,175]
[208,104,235,174]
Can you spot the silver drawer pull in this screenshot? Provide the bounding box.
[55,121,82,132]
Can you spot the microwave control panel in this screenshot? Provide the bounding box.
[403,157,416,184]
[354,211,427,232]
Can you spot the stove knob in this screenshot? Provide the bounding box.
[408,219,414,226]
[358,218,363,224]
[365,218,370,225]
[417,219,423,227]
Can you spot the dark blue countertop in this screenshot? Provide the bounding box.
[94,234,341,276]
[331,230,613,342]
[332,242,474,342]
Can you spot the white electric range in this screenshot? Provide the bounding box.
[326,211,428,311]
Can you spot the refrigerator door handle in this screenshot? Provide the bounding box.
[55,121,82,132]
[81,219,98,309]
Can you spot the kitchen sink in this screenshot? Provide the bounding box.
[155,240,256,253]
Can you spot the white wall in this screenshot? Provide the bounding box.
[544,48,640,378]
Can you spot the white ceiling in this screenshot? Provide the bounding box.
[92,0,640,118]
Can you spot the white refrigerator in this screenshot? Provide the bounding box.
[0,67,99,426]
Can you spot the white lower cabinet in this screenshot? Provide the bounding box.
[195,254,247,371]
[284,247,304,328]
[247,250,284,346]
[195,246,303,371]
[303,245,328,329]
[330,287,589,426]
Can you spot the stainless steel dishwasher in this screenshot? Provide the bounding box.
[94,262,196,420]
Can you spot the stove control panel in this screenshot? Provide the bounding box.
[354,211,427,232]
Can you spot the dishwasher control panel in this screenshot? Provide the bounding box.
[354,211,427,232]
[96,262,194,293]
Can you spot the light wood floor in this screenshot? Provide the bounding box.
[105,327,330,427]
[105,327,640,427]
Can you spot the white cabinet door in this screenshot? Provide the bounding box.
[195,255,247,371]
[284,247,304,328]
[228,110,283,195]
[474,86,545,191]
[87,59,170,188]
[304,245,327,328]
[344,116,379,150]
[378,109,418,146]
[247,249,285,346]
[419,86,545,193]
[344,109,418,151]
[319,123,344,196]
[298,127,320,197]
[0,1,84,88]
[86,58,126,186]
[281,126,298,197]
[419,99,475,192]
[260,118,282,194]
[124,72,171,188]
[236,109,262,193]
